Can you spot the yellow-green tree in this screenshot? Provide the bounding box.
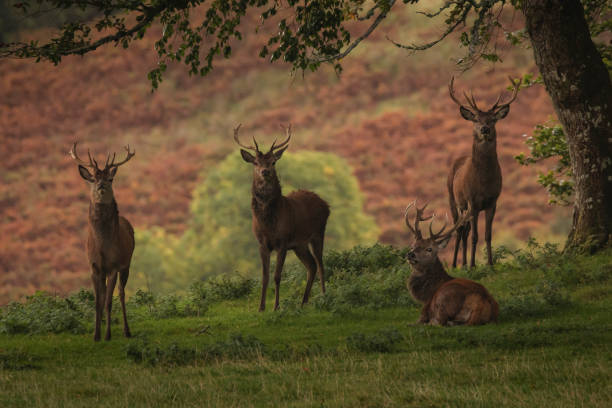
[130,150,378,294]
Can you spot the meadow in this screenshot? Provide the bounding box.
[1,242,610,407]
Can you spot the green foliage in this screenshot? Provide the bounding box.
[515,122,573,205]
[307,244,416,313]
[346,327,404,353]
[131,150,378,293]
[0,291,87,335]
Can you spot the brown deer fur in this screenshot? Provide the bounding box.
[447,77,521,268]
[235,125,330,311]
[70,143,135,341]
[405,202,499,326]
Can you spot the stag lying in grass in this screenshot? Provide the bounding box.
[235,125,330,311]
[404,202,499,326]
[447,76,521,267]
[70,142,135,341]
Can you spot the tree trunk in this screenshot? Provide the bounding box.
[523,0,612,251]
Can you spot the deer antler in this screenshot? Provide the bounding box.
[233,124,261,152]
[270,124,292,153]
[449,76,480,112]
[108,145,135,169]
[431,204,472,244]
[490,76,522,112]
[404,201,433,240]
[69,142,98,169]
[406,201,472,243]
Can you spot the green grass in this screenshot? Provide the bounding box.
[1,244,611,407]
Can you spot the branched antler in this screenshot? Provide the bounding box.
[405,201,472,243]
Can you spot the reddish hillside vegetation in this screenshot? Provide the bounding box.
[0,9,566,303]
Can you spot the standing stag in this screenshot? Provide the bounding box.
[405,202,499,326]
[447,76,521,268]
[70,142,135,341]
[234,125,330,311]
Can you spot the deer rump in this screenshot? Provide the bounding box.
[423,278,499,326]
[253,190,330,249]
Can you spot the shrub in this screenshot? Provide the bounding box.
[0,291,87,335]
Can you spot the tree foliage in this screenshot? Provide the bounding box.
[130,149,379,294]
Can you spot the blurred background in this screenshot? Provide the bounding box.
[0,2,571,302]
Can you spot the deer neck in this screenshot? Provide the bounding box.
[408,259,453,304]
[89,200,120,245]
[251,173,282,225]
[471,139,499,172]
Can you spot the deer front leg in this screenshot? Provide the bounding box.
[485,205,497,266]
[273,248,287,311]
[105,271,118,341]
[259,246,271,312]
[418,306,430,324]
[470,209,479,268]
[91,264,105,342]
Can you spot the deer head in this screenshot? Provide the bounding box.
[234,124,291,181]
[69,142,135,204]
[449,76,521,144]
[404,201,471,268]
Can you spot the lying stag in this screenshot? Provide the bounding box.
[70,142,135,341]
[447,76,521,267]
[235,125,330,311]
[405,202,498,326]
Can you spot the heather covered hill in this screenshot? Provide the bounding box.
[0,7,567,302]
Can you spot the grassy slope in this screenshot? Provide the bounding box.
[1,248,610,407]
[0,5,570,302]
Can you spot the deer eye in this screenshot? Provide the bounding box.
[426,248,432,252]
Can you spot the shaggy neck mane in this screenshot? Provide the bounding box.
[251,173,282,225]
[89,200,119,241]
[408,259,453,304]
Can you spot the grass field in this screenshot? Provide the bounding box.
[1,243,611,407]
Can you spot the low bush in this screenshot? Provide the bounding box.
[0,291,87,335]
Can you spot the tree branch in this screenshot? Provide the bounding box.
[386,3,471,51]
[313,0,397,63]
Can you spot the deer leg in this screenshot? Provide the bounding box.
[294,245,317,306]
[310,235,326,294]
[461,222,471,267]
[91,264,105,342]
[470,210,479,268]
[273,248,287,311]
[119,268,131,338]
[105,271,118,341]
[452,226,463,268]
[259,246,271,312]
[485,205,497,266]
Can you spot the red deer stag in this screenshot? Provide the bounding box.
[405,202,499,326]
[234,125,330,311]
[447,76,521,268]
[70,142,135,341]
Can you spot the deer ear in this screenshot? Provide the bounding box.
[78,165,94,182]
[494,105,510,120]
[437,235,452,249]
[273,146,287,161]
[460,107,477,122]
[108,166,118,179]
[240,149,255,163]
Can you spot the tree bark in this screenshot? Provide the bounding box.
[524,0,612,251]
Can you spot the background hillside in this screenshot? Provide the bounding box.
[0,5,569,302]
